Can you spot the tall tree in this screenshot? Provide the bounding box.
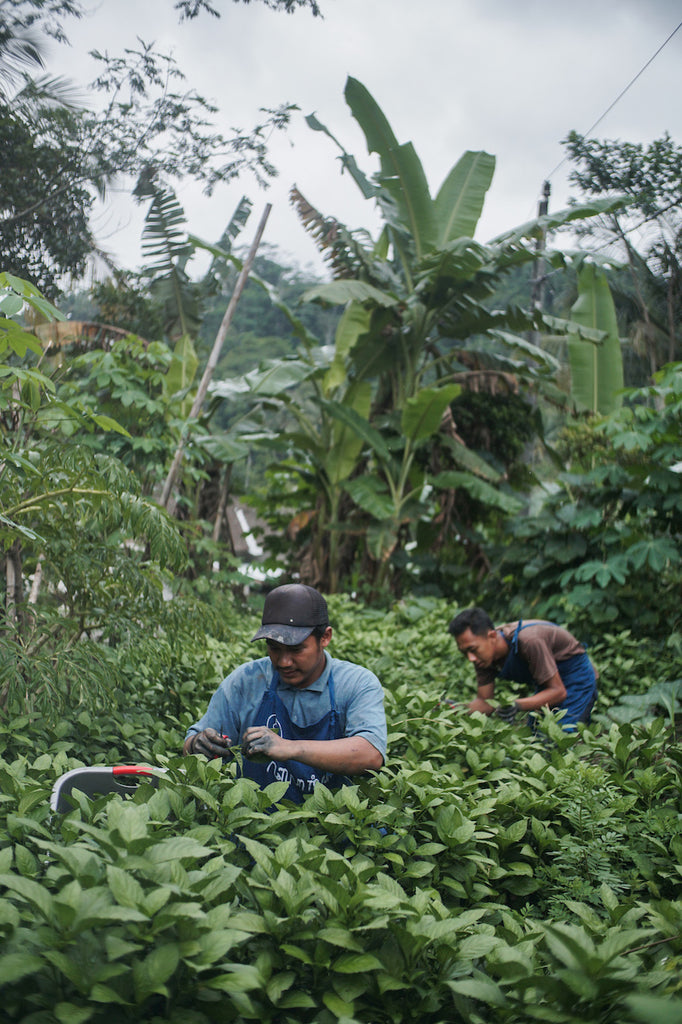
[0,0,316,296]
[563,130,682,376]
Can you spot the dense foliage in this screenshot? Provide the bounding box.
[0,595,681,1022]
[562,130,682,375]
[221,78,625,600]
[482,362,682,642]
[0,1,301,297]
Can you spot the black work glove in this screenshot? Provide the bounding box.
[494,702,520,724]
[188,728,230,758]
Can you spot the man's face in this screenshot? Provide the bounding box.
[265,627,332,689]
[455,627,499,669]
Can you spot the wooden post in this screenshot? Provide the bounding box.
[527,180,551,346]
[161,203,272,513]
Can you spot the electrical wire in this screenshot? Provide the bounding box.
[544,18,682,185]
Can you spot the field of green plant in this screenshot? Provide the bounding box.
[1,595,682,1023]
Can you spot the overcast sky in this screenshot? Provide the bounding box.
[47,0,682,279]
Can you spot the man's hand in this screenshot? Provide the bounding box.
[494,702,520,724]
[241,725,288,763]
[188,728,231,758]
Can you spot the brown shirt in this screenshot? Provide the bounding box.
[476,620,591,689]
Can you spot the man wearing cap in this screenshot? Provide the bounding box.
[183,584,387,803]
[448,607,598,730]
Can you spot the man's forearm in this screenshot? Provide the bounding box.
[244,729,383,774]
[285,736,383,773]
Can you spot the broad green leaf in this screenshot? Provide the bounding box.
[440,437,504,481]
[503,819,528,842]
[0,952,44,985]
[488,329,562,370]
[626,995,682,1024]
[0,873,53,919]
[204,965,263,992]
[106,802,150,845]
[366,521,399,562]
[133,944,181,1002]
[245,359,319,396]
[327,382,372,485]
[277,991,317,1009]
[542,924,594,969]
[333,953,383,973]
[106,865,145,909]
[569,262,624,414]
[0,321,45,358]
[147,836,214,862]
[401,384,461,442]
[344,477,394,521]
[89,983,130,1005]
[431,470,522,513]
[266,970,296,1003]
[447,976,506,1006]
[89,413,131,436]
[54,1002,93,1024]
[43,950,84,986]
[196,432,251,462]
[0,293,24,316]
[323,991,354,1016]
[345,77,435,258]
[303,279,398,308]
[324,399,393,464]
[317,927,364,952]
[489,195,628,245]
[434,150,496,244]
[457,934,501,959]
[0,272,66,321]
[324,301,372,393]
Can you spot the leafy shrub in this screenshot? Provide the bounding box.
[0,598,681,1022]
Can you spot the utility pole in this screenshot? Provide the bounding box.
[528,180,551,345]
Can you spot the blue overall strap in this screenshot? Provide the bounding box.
[239,668,350,804]
[499,621,535,685]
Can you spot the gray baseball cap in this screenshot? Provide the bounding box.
[251,584,329,645]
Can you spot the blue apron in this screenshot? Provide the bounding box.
[239,669,351,804]
[498,621,597,729]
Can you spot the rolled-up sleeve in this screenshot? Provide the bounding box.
[337,664,387,762]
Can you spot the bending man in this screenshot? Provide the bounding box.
[184,584,387,802]
[448,607,598,730]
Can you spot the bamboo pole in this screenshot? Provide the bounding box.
[161,203,272,513]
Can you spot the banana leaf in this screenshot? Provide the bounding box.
[401,384,461,443]
[344,77,435,259]
[434,151,496,245]
[326,380,372,486]
[568,263,624,415]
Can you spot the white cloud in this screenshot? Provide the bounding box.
[49,0,682,277]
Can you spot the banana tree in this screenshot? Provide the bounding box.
[278,76,626,594]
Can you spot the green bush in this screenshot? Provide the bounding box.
[0,598,681,1022]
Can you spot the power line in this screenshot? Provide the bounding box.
[545,18,682,183]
